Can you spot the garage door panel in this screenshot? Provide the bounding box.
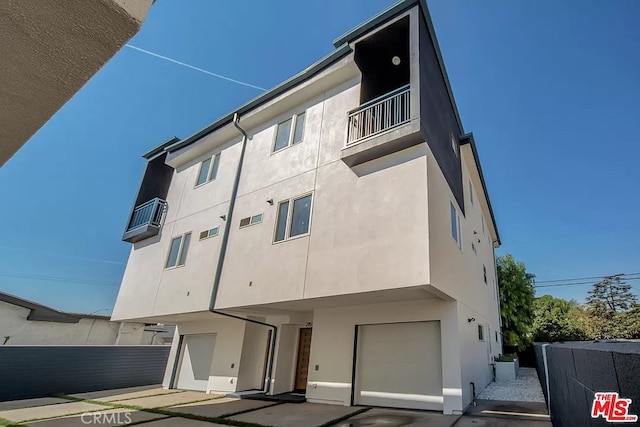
[354,321,443,411]
[177,334,216,392]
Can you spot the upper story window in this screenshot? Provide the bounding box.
[469,180,474,205]
[478,324,485,341]
[450,202,462,249]
[239,214,263,228]
[274,194,313,242]
[196,153,221,187]
[273,112,305,153]
[166,232,191,268]
[199,227,219,240]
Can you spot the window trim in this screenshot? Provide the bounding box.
[239,213,264,229]
[271,112,306,154]
[194,153,221,188]
[165,232,191,269]
[450,202,462,250]
[199,227,219,241]
[273,192,314,243]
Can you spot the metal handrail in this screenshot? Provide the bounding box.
[126,198,167,231]
[347,84,410,114]
[347,85,411,146]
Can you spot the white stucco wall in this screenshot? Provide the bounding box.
[0,300,152,345]
[305,299,463,414]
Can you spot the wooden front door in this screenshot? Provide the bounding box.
[294,328,312,391]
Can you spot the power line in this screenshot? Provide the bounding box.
[0,245,125,265]
[0,270,119,287]
[536,277,640,289]
[535,272,640,284]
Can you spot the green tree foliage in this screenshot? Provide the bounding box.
[497,254,536,349]
[532,295,588,342]
[585,275,639,340]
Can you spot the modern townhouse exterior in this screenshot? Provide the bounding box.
[112,0,502,415]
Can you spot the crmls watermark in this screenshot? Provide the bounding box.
[81,412,133,425]
[591,392,638,423]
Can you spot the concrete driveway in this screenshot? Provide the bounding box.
[0,386,551,426]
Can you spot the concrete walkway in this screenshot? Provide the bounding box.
[0,385,551,427]
[478,367,546,402]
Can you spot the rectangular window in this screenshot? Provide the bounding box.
[272,112,306,152]
[239,214,263,228]
[165,233,191,268]
[483,265,487,284]
[469,180,474,205]
[199,227,219,240]
[450,203,458,243]
[478,324,484,341]
[450,202,462,249]
[274,194,313,242]
[195,153,221,187]
[495,331,499,342]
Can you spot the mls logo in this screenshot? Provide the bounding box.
[591,392,638,423]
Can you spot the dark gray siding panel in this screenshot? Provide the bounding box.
[0,346,170,401]
[135,152,173,206]
[534,342,640,427]
[418,15,464,212]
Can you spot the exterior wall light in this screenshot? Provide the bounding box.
[392,56,401,65]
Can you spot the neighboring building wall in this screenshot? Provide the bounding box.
[0,300,153,345]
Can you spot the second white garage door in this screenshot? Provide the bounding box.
[176,334,216,392]
[354,321,443,411]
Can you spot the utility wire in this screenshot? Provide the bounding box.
[125,44,268,91]
[535,272,640,284]
[536,277,640,289]
[0,270,119,287]
[0,245,125,265]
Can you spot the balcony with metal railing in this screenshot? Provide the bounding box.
[347,84,410,146]
[341,84,420,167]
[122,197,167,243]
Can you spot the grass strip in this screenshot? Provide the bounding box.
[57,394,272,427]
[317,407,371,427]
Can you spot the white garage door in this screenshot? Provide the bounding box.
[176,334,216,392]
[354,321,443,411]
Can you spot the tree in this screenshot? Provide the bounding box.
[585,275,638,340]
[497,254,536,350]
[532,295,588,342]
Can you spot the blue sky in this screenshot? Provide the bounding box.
[1,0,639,314]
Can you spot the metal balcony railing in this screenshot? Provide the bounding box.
[347,84,410,146]
[126,198,167,232]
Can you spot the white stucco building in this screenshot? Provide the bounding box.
[0,291,167,346]
[112,0,502,414]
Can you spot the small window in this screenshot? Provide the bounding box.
[273,112,306,152]
[199,227,219,240]
[165,233,191,268]
[450,203,461,249]
[483,265,487,284]
[478,324,484,341]
[196,153,221,186]
[274,194,313,242]
[239,214,263,228]
[451,134,458,157]
[495,331,499,342]
[469,180,474,205]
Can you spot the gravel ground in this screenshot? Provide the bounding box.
[477,367,546,402]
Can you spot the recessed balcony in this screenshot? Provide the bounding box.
[122,198,167,243]
[347,84,410,146]
[341,85,420,167]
